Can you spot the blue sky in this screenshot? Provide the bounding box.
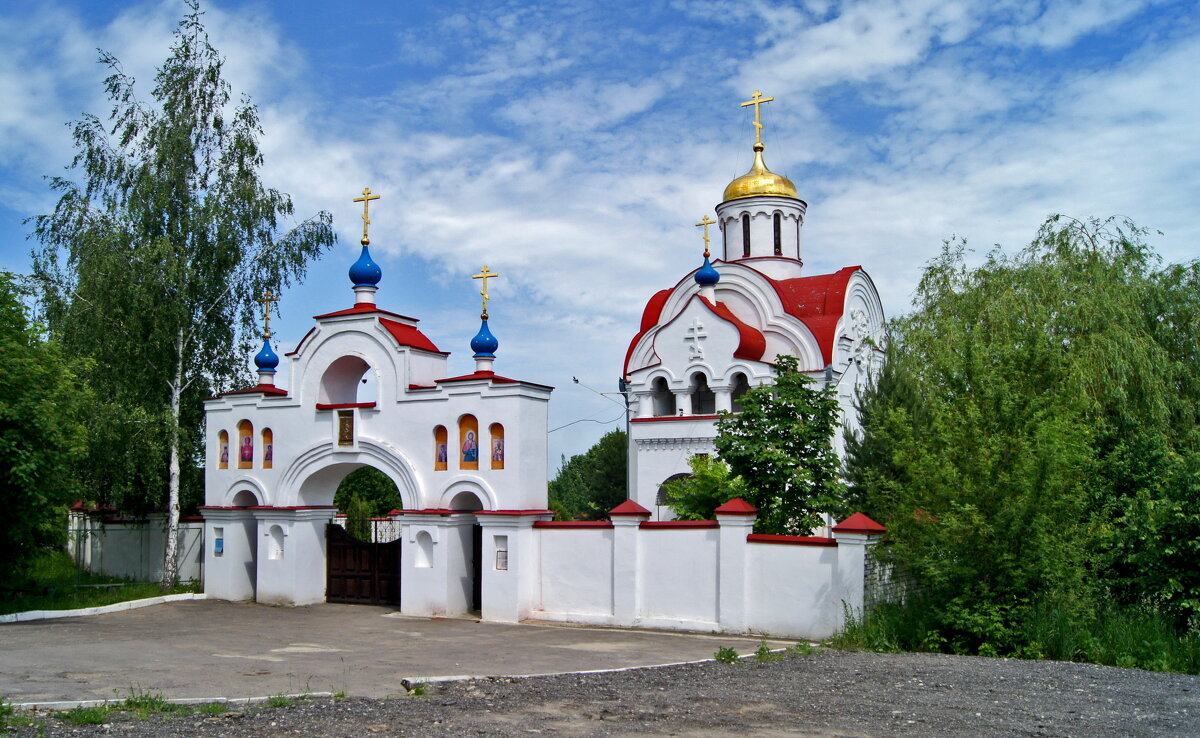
[1,0,1197,467]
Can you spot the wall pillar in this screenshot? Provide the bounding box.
[476,511,554,623]
[831,513,886,624]
[398,512,456,617]
[715,499,757,633]
[714,389,733,414]
[609,501,651,626]
[253,506,337,606]
[199,507,258,601]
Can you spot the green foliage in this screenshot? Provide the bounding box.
[264,695,295,709]
[753,640,782,663]
[196,702,227,715]
[715,355,847,534]
[713,646,740,663]
[663,454,748,520]
[547,429,627,520]
[0,272,91,583]
[61,706,109,725]
[847,215,1200,650]
[791,641,815,656]
[334,467,402,517]
[1,550,198,615]
[29,1,334,585]
[342,494,373,542]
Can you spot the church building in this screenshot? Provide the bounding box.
[622,90,885,517]
[198,93,888,640]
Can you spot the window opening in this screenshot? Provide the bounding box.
[773,213,782,256]
[741,214,750,257]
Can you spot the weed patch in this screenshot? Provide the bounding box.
[714,646,740,663]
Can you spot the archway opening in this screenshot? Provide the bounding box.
[318,355,377,405]
[651,377,675,416]
[690,372,715,415]
[448,491,484,612]
[731,373,751,413]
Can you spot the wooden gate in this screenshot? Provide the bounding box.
[326,524,401,605]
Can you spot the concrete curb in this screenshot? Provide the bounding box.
[15,692,331,711]
[0,592,207,624]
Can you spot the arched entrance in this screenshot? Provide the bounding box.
[325,464,403,606]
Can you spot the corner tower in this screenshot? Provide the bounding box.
[714,90,808,281]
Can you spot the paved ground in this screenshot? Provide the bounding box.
[0,600,789,704]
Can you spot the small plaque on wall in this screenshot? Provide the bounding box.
[337,410,354,446]
[495,550,508,571]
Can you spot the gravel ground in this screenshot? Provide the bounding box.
[14,649,1197,737]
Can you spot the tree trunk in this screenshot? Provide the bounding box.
[161,329,185,589]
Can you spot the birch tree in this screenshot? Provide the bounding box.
[30,1,334,587]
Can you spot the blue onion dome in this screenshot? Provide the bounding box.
[254,337,280,371]
[695,256,720,286]
[349,244,382,287]
[470,318,498,357]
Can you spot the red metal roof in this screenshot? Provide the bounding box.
[379,318,446,355]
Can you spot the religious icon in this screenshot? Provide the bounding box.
[462,431,478,463]
[219,440,229,466]
[264,443,273,464]
[239,435,253,463]
[436,443,448,464]
[492,438,504,463]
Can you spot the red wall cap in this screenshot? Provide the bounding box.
[714,498,758,515]
[832,512,886,534]
[609,500,652,516]
[533,521,615,529]
[630,414,721,423]
[315,402,377,410]
[475,509,556,517]
[747,533,837,547]
[640,520,719,529]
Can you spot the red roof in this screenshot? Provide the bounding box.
[623,289,672,377]
[766,266,861,365]
[832,512,886,534]
[312,303,418,321]
[714,497,758,515]
[379,318,446,354]
[609,500,652,516]
[435,370,554,390]
[701,298,766,361]
[217,383,289,398]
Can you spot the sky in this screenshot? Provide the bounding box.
[1,0,1197,469]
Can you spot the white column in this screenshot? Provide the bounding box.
[199,507,257,601]
[476,512,553,623]
[715,507,756,633]
[253,506,337,606]
[398,512,456,617]
[831,530,883,622]
[610,504,650,626]
[715,389,733,414]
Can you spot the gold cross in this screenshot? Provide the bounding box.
[353,187,381,246]
[695,215,717,258]
[472,266,500,319]
[740,89,775,147]
[257,290,279,339]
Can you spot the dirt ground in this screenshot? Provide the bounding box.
[14,648,1198,737]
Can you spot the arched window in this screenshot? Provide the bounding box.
[731,373,751,413]
[657,472,692,506]
[268,525,285,560]
[489,423,505,470]
[217,430,229,470]
[741,213,751,257]
[261,428,273,469]
[459,414,480,470]
[237,420,253,469]
[434,425,448,471]
[773,213,782,256]
[651,378,675,417]
[690,372,715,415]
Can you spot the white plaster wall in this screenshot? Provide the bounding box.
[538,529,615,616]
[72,518,203,584]
[203,514,256,600]
[746,543,843,639]
[638,529,719,627]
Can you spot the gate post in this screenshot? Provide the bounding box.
[254,506,337,606]
[199,506,257,601]
[475,510,554,623]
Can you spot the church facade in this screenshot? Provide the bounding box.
[623,91,885,518]
[199,95,887,639]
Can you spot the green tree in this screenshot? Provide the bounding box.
[848,216,1200,648]
[334,467,402,517]
[548,429,627,520]
[30,2,335,586]
[662,454,748,520]
[342,494,374,542]
[0,271,91,582]
[714,354,847,535]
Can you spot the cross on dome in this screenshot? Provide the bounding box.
[472,266,500,319]
[696,215,717,259]
[257,290,279,339]
[740,89,775,149]
[353,187,381,246]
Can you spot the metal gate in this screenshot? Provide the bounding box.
[326,524,401,605]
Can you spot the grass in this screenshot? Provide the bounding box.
[714,646,740,663]
[830,598,1200,675]
[264,695,295,708]
[0,550,198,616]
[61,706,110,726]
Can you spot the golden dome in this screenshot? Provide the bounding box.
[722,144,798,202]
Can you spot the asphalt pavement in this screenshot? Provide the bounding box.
[0,600,788,704]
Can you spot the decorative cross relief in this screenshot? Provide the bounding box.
[849,309,873,365]
[685,318,707,361]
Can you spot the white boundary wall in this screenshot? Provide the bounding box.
[67,511,204,584]
[529,509,881,640]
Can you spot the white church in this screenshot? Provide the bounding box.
[199,93,888,639]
